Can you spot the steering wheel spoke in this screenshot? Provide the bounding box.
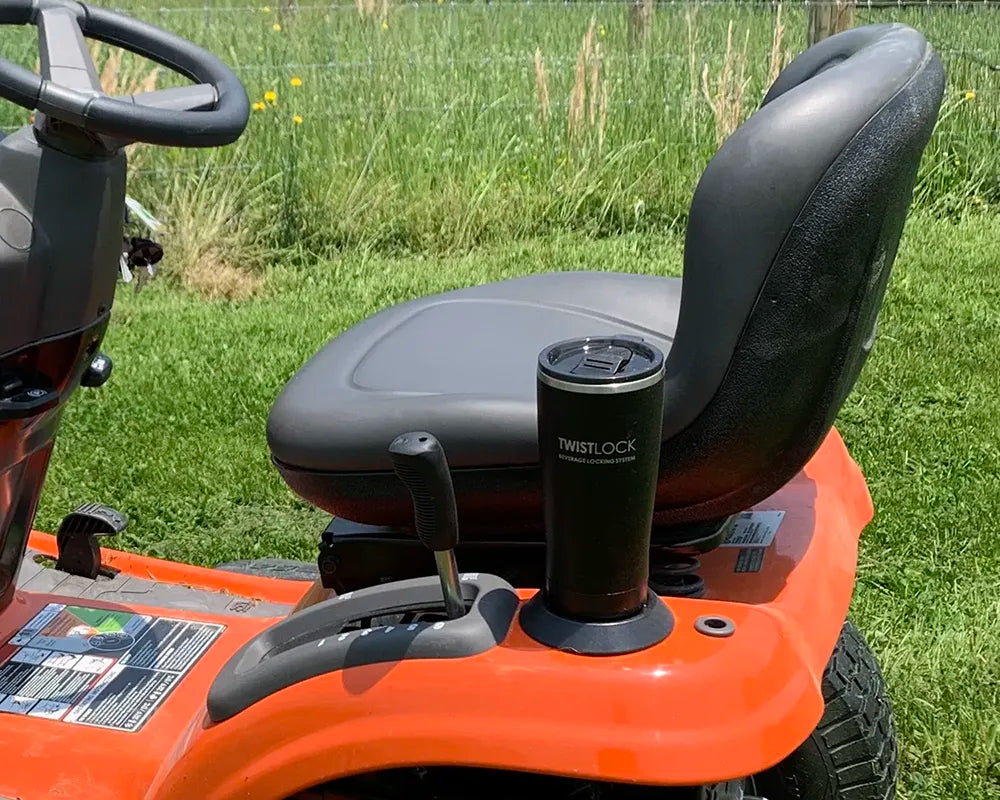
[128,84,217,113]
[37,5,101,94]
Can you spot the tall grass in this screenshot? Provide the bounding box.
[1,1,998,267]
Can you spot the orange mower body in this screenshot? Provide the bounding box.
[0,430,870,800]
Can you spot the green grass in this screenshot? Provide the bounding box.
[34,211,1000,799]
[4,1,1000,257]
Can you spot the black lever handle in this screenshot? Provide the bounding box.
[389,431,465,619]
[388,432,460,552]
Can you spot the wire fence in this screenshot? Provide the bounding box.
[8,0,993,204]
[109,1,1000,10]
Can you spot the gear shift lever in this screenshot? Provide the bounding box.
[389,432,466,619]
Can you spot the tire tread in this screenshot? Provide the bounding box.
[753,621,898,800]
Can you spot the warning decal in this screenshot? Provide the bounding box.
[720,510,785,548]
[734,548,765,573]
[0,603,224,732]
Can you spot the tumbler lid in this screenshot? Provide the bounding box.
[538,336,664,393]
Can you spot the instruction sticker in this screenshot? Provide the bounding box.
[734,548,765,573]
[0,603,224,732]
[721,510,785,548]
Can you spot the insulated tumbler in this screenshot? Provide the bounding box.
[537,336,665,621]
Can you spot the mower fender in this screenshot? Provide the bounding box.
[143,431,872,798]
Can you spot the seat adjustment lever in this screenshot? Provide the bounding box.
[55,503,128,579]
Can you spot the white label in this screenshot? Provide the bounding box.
[125,195,163,232]
[73,655,113,674]
[123,615,153,637]
[721,510,785,548]
[64,665,125,723]
[29,700,70,720]
[44,653,81,670]
[0,695,37,715]
[10,604,66,646]
[0,604,224,732]
[10,647,49,666]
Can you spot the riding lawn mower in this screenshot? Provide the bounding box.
[0,2,944,798]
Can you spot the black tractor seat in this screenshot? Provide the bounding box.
[267,24,944,543]
[268,271,681,472]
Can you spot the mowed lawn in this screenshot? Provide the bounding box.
[34,211,1000,799]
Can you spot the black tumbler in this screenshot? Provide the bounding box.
[537,336,665,621]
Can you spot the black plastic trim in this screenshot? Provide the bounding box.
[519,590,673,655]
[207,573,519,723]
[78,3,249,147]
[317,516,731,593]
[0,0,248,147]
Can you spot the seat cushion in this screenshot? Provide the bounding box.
[267,271,680,522]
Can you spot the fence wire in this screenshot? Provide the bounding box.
[4,0,989,178]
[123,1,1000,11]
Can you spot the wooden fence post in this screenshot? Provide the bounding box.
[808,0,854,46]
[629,0,654,48]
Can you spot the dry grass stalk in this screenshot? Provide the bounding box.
[534,48,551,125]
[767,2,786,86]
[568,48,586,137]
[87,42,161,97]
[181,248,264,301]
[686,6,699,109]
[598,81,608,154]
[588,41,602,126]
[701,20,750,147]
[355,0,387,23]
[567,19,595,138]
[568,18,607,145]
[160,168,271,302]
[84,43,160,174]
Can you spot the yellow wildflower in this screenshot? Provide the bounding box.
[261,5,270,10]
[292,114,303,125]
[252,101,266,111]
[264,90,277,104]
[598,24,606,37]
[290,76,302,87]
[381,20,388,30]
[272,22,281,31]
[964,90,976,101]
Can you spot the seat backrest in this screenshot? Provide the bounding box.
[656,23,944,525]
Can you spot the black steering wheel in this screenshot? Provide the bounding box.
[0,0,249,147]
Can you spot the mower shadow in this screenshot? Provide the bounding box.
[697,473,821,607]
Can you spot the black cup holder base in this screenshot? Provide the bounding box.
[519,590,673,655]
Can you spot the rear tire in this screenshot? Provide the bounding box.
[699,781,745,799]
[752,621,898,800]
